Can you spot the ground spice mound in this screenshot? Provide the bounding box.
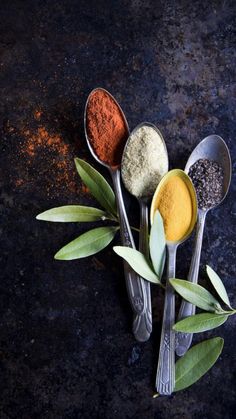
[188,158,224,210]
[86,89,129,167]
[153,175,193,241]
[121,125,168,198]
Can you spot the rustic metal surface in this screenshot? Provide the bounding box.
[0,1,235,418]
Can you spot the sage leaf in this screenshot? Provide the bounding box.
[75,158,117,217]
[206,265,232,308]
[175,337,224,391]
[173,312,228,333]
[36,205,110,222]
[170,279,222,312]
[55,226,119,260]
[113,246,160,285]
[150,210,166,280]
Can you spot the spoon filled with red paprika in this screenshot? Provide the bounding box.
[84,87,151,342]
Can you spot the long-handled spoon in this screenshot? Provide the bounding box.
[150,170,197,395]
[121,122,169,337]
[84,88,150,342]
[175,135,232,357]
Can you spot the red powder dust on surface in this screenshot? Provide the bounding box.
[22,127,69,158]
[15,124,79,197]
[81,184,90,195]
[34,110,42,120]
[15,179,24,187]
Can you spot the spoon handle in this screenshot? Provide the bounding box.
[175,210,207,357]
[156,244,176,395]
[138,201,152,334]
[111,170,150,342]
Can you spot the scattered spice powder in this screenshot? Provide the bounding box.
[15,179,24,187]
[81,184,90,195]
[22,126,70,158]
[15,124,78,196]
[34,110,42,120]
[86,89,129,167]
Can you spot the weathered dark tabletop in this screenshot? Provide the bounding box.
[0,1,235,418]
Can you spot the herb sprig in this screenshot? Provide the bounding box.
[37,158,234,393]
[113,213,235,392]
[37,158,121,259]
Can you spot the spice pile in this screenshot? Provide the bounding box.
[121,125,168,198]
[152,175,193,241]
[86,89,129,167]
[188,159,224,210]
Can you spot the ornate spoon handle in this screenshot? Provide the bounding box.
[156,244,177,395]
[111,170,150,342]
[175,210,207,356]
[138,200,152,335]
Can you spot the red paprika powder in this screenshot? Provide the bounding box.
[86,89,129,167]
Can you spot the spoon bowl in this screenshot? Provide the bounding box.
[84,87,129,171]
[185,134,232,209]
[176,134,232,357]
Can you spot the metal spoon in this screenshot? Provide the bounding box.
[175,135,232,357]
[84,87,150,342]
[121,122,169,338]
[150,170,197,395]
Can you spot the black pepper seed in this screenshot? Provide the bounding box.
[188,158,224,210]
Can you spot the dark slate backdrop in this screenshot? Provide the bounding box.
[0,1,235,418]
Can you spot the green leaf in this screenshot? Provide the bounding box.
[173,312,228,333]
[175,337,224,391]
[55,226,119,260]
[75,158,117,217]
[206,265,232,308]
[170,279,222,312]
[150,210,166,280]
[36,205,110,222]
[113,246,160,285]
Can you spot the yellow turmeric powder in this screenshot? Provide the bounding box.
[154,175,193,241]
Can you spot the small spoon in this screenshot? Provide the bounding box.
[150,170,197,395]
[84,88,150,342]
[121,122,169,337]
[175,135,232,357]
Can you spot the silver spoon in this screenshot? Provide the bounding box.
[175,135,232,357]
[121,122,169,337]
[84,87,150,342]
[150,170,197,395]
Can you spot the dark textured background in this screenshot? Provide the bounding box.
[0,1,235,418]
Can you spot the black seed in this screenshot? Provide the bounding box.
[188,158,224,210]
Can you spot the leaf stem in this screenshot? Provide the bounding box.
[221,309,236,315]
[105,215,119,222]
[130,226,140,233]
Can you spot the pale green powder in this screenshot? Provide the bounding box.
[121,125,168,198]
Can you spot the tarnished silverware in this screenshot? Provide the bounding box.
[176,135,232,357]
[121,122,169,340]
[150,170,197,395]
[84,88,150,342]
